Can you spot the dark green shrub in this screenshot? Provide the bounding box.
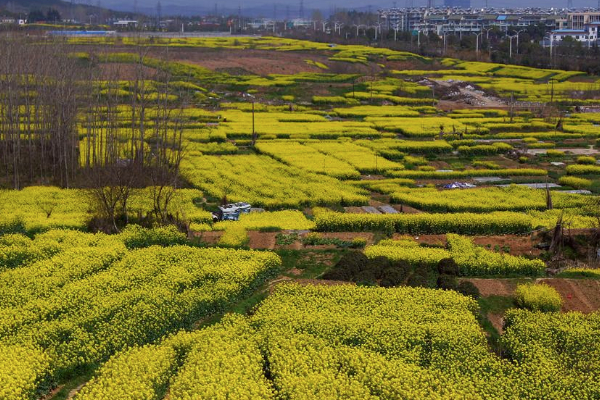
[368,256,392,279]
[437,274,458,290]
[457,281,480,299]
[438,258,459,276]
[406,274,428,288]
[378,268,401,287]
[322,251,368,281]
[354,269,378,286]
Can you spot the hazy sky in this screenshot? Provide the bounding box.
[101,0,600,15]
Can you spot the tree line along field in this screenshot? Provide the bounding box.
[0,34,600,399]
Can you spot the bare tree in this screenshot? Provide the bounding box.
[0,36,82,189]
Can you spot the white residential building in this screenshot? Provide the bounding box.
[545,23,600,47]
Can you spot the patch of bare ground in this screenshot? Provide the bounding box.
[392,204,422,214]
[344,206,366,213]
[466,279,521,297]
[41,386,64,400]
[192,231,222,245]
[487,313,505,334]
[537,278,600,313]
[66,384,85,400]
[247,231,277,249]
[428,160,453,170]
[368,198,386,207]
[168,48,332,76]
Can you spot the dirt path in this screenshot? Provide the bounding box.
[487,313,505,334]
[538,278,600,313]
[466,278,522,297]
[467,278,600,314]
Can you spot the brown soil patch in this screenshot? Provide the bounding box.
[538,278,600,313]
[192,231,222,245]
[392,204,422,214]
[344,206,366,213]
[466,279,521,297]
[41,386,64,400]
[168,48,332,76]
[66,384,85,400]
[400,233,445,245]
[487,313,505,334]
[247,231,277,249]
[368,198,386,207]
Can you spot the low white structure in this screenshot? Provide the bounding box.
[544,23,600,47]
[113,20,138,28]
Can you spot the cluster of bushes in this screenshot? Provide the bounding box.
[321,252,480,298]
[321,252,415,287]
[514,283,562,312]
[436,258,480,298]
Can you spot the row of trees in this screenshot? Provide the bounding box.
[0,36,187,232]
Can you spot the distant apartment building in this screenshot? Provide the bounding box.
[545,22,600,47]
[379,8,559,33]
[567,12,600,29]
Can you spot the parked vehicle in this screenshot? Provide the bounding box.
[212,202,251,222]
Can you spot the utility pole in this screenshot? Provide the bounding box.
[252,101,256,146]
[509,92,515,123]
[299,0,304,19]
[156,1,162,30]
[475,32,483,57]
